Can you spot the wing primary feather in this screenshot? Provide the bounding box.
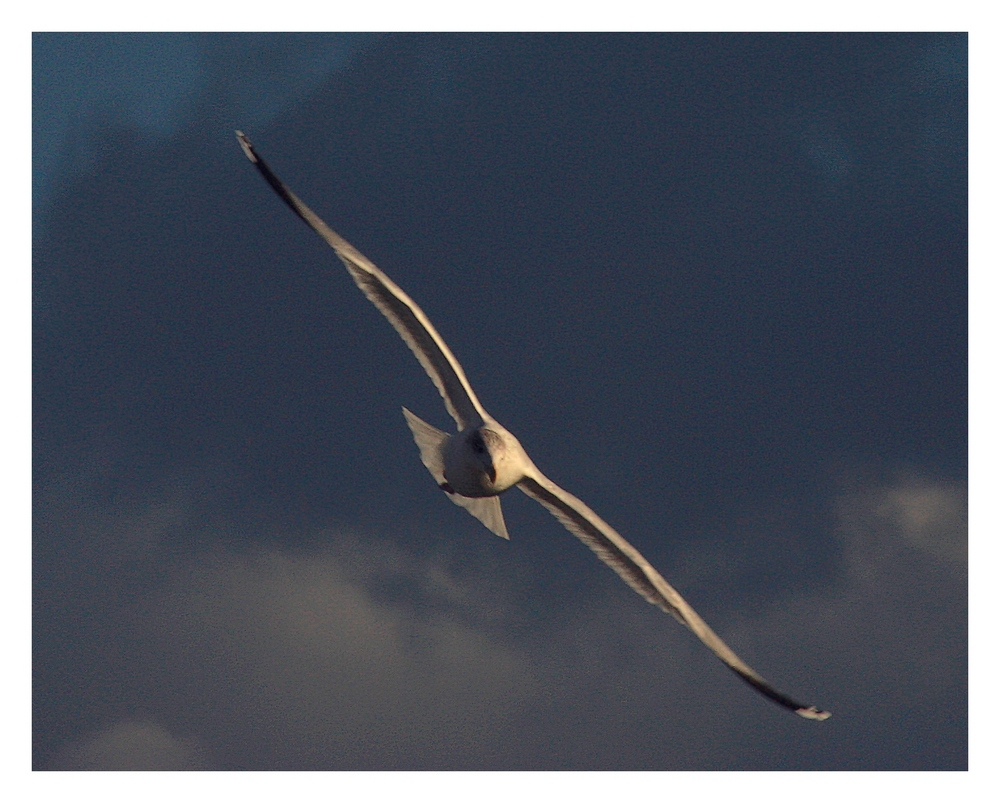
[518,474,831,721]
[235,131,486,430]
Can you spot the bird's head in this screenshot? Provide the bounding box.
[467,429,498,484]
[444,423,529,497]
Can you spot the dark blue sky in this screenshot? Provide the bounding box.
[33,33,966,772]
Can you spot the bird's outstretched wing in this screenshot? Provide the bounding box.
[236,131,487,431]
[518,472,831,721]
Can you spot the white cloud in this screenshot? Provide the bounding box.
[875,480,967,567]
[136,542,541,769]
[48,721,208,771]
[836,473,968,580]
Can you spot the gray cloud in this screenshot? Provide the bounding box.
[873,479,967,568]
[32,33,370,221]
[36,463,966,770]
[48,722,209,771]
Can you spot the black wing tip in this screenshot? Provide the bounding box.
[796,705,832,721]
[730,665,832,721]
[235,130,258,163]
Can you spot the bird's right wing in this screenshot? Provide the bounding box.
[236,131,487,431]
[517,471,831,721]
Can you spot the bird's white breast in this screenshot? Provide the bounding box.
[443,423,529,497]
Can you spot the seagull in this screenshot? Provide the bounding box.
[236,131,831,721]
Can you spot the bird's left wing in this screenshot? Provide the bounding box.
[517,471,831,721]
[236,131,488,431]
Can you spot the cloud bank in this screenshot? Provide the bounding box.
[36,466,966,770]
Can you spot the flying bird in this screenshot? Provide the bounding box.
[236,130,831,721]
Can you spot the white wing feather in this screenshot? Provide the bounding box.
[518,471,831,720]
[236,131,486,431]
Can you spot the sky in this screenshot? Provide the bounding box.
[32,32,968,777]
